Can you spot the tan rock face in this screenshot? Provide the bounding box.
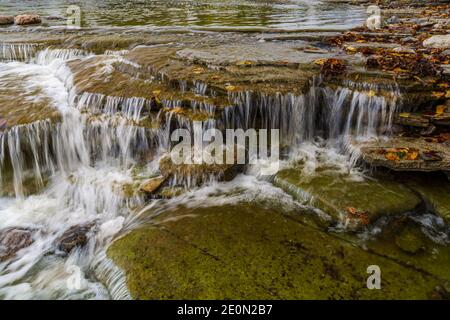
[0,228,34,261]
[140,176,166,194]
[0,16,14,25]
[14,14,42,26]
[423,35,450,49]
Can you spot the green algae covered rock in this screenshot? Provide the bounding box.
[403,172,450,224]
[394,225,426,254]
[274,166,422,227]
[108,203,443,300]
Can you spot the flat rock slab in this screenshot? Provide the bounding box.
[358,136,450,172]
[0,64,61,128]
[274,166,421,227]
[176,42,338,66]
[108,204,443,299]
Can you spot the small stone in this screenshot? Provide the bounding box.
[14,14,42,26]
[386,16,399,25]
[392,46,415,54]
[57,223,95,253]
[401,36,418,43]
[395,226,425,254]
[442,65,450,76]
[0,228,34,261]
[46,16,65,21]
[0,16,14,25]
[423,35,450,49]
[140,176,166,194]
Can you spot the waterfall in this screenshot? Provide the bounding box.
[224,83,399,149]
[0,39,405,299]
[0,43,40,62]
[75,92,151,122]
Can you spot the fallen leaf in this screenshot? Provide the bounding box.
[399,112,411,118]
[314,58,327,66]
[432,91,445,99]
[192,67,204,74]
[236,60,253,66]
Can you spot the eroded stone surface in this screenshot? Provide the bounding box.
[358,136,450,172]
[274,165,421,227]
[0,228,34,261]
[108,204,444,299]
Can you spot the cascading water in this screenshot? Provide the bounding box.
[0,49,159,299]
[0,43,404,299]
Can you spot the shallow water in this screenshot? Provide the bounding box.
[0,0,366,30]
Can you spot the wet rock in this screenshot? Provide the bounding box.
[423,35,450,49]
[392,46,416,54]
[140,176,166,194]
[442,65,450,76]
[403,173,450,224]
[159,154,244,186]
[401,36,418,43]
[386,16,399,25]
[0,228,34,261]
[396,113,429,128]
[357,136,450,172]
[366,214,450,284]
[57,223,95,253]
[158,186,185,198]
[46,16,65,21]
[394,226,425,254]
[108,203,442,299]
[14,14,42,26]
[429,285,450,300]
[274,166,421,228]
[0,16,14,25]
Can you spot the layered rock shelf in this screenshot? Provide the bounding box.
[0,0,449,300]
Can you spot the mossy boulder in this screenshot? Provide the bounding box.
[108,203,444,299]
[274,166,422,228]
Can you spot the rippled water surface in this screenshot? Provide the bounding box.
[0,0,366,30]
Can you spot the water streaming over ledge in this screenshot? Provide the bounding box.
[0,44,404,299]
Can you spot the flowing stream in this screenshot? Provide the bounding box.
[0,0,365,30]
[0,41,406,299]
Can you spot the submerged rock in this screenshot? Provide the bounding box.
[402,172,450,224]
[108,203,443,299]
[274,166,421,228]
[0,228,34,261]
[394,225,425,254]
[14,14,42,26]
[57,223,95,253]
[365,214,450,282]
[0,16,14,25]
